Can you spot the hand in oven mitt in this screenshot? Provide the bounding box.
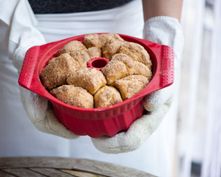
[91,16,184,153]
[5,0,77,139]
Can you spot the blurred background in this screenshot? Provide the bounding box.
[177,0,221,176]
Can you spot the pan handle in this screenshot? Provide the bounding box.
[18,46,41,90]
[137,38,174,95]
[18,43,55,97]
[131,37,174,90]
[159,45,174,88]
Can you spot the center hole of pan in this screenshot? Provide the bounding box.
[92,59,107,68]
[87,57,109,70]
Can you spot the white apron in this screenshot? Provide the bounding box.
[0,0,177,176]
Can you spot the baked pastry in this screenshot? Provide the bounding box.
[83,33,124,49]
[83,34,103,48]
[41,33,153,108]
[101,59,128,85]
[69,50,90,67]
[99,33,124,46]
[84,33,126,58]
[40,53,80,90]
[112,53,152,79]
[102,37,125,59]
[94,86,122,108]
[114,75,149,100]
[88,47,102,58]
[67,68,107,95]
[102,53,152,85]
[117,42,152,67]
[60,40,87,54]
[51,85,93,108]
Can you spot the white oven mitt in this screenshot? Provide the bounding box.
[1,0,77,139]
[91,16,184,153]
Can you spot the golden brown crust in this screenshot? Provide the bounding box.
[101,59,128,85]
[99,33,124,44]
[60,40,87,54]
[114,75,149,100]
[102,40,125,59]
[40,53,80,90]
[131,60,152,79]
[102,53,152,85]
[41,34,153,108]
[69,50,90,67]
[83,34,103,48]
[67,68,107,95]
[88,47,102,58]
[83,33,124,50]
[51,85,93,108]
[94,86,122,108]
[112,53,152,78]
[117,42,152,67]
[99,33,124,45]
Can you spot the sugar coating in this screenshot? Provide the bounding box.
[60,40,87,54]
[40,53,80,90]
[51,85,93,108]
[112,53,152,79]
[69,50,90,67]
[99,33,124,47]
[94,86,122,108]
[83,34,103,48]
[118,42,152,67]
[67,68,107,95]
[88,47,102,58]
[102,53,152,85]
[40,34,153,108]
[101,59,128,85]
[114,75,149,100]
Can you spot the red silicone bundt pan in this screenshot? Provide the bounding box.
[18,33,174,138]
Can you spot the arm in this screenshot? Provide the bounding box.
[0,0,77,139]
[142,0,183,21]
[142,0,184,111]
[92,0,184,153]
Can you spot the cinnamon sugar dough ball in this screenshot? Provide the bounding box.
[69,50,90,67]
[102,53,152,85]
[40,53,80,90]
[94,86,122,108]
[51,85,93,108]
[83,33,124,49]
[88,47,101,58]
[99,33,124,46]
[67,68,107,95]
[102,38,125,59]
[59,40,87,54]
[101,59,129,85]
[117,42,152,67]
[114,75,149,100]
[112,53,152,79]
[84,33,125,58]
[83,34,103,48]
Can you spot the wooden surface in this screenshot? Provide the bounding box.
[0,157,156,177]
